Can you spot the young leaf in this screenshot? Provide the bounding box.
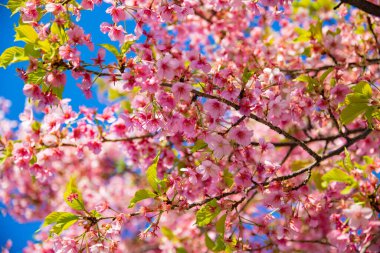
[176,248,188,253]
[42,212,66,227]
[216,213,227,235]
[352,81,372,98]
[121,41,135,54]
[50,213,79,236]
[322,168,353,184]
[196,199,221,227]
[242,67,253,84]
[15,25,38,44]
[343,148,353,171]
[161,226,175,240]
[223,169,234,188]
[205,233,215,250]
[51,22,67,44]
[321,168,358,194]
[191,139,208,153]
[99,43,120,57]
[128,189,157,208]
[319,67,334,83]
[6,0,27,15]
[63,177,85,211]
[146,152,160,192]
[0,47,28,68]
[213,236,226,251]
[340,103,369,125]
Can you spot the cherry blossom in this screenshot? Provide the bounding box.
[343,204,373,230]
[1,0,380,252]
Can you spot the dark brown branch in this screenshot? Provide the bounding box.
[221,116,246,135]
[367,16,380,55]
[250,127,366,147]
[321,128,372,160]
[281,58,380,76]
[339,0,380,18]
[281,146,295,165]
[55,133,157,148]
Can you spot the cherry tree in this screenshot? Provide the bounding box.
[1,0,380,252]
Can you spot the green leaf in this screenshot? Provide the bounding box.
[50,213,79,236]
[343,148,353,171]
[319,67,334,83]
[51,22,67,44]
[321,168,358,194]
[42,212,66,227]
[115,159,126,173]
[15,25,38,44]
[191,139,208,153]
[0,47,28,68]
[353,81,372,98]
[216,213,227,235]
[213,236,226,251]
[121,41,135,54]
[196,199,221,227]
[295,74,320,93]
[310,20,323,42]
[340,103,369,125]
[63,177,85,211]
[28,69,46,84]
[302,47,311,57]
[89,209,102,219]
[128,189,157,208]
[242,67,253,84]
[176,248,188,253]
[223,169,234,188]
[322,168,353,184]
[161,226,175,240]
[146,152,160,192]
[41,211,79,236]
[205,233,215,250]
[29,154,37,165]
[99,43,120,57]
[6,0,27,15]
[340,185,354,195]
[24,44,40,58]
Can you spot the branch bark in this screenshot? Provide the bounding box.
[337,0,380,18]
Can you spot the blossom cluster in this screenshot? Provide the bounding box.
[1,0,380,252]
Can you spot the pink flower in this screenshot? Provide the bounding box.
[221,84,239,100]
[100,23,125,43]
[92,48,105,65]
[330,84,350,103]
[196,160,219,181]
[81,0,94,10]
[106,6,127,23]
[268,95,287,118]
[45,71,66,88]
[21,2,38,22]
[203,99,226,119]
[156,91,175,110]
[172,82,193,102]
[156,55,179,80]
[343,204,372,230]
[205,134,232,159]
[67,26,85,44]
[95,201,109,213]
[258,138,274,152]
[228,126,253,147]
[59,45,81,67]
[45,3,64,15]
[23,84,42,99]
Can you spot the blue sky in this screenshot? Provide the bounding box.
[0,2,131,251]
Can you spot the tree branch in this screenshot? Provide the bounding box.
[339,0,380,18]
